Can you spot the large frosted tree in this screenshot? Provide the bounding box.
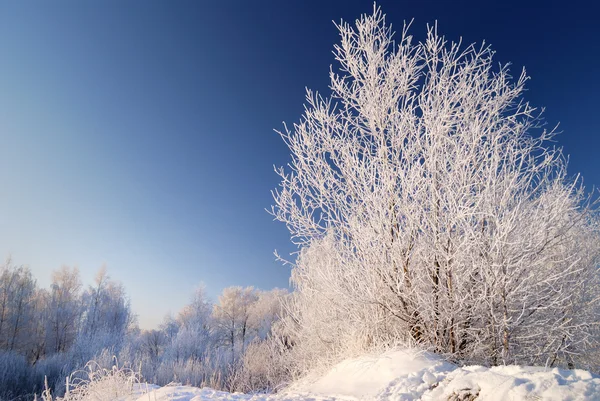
[272,7,600,370]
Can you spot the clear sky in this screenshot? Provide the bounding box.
[1,0,598,329]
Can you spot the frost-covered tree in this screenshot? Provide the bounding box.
[0,262,144,398]
[251,289,288,340]
[29,288,50,363]
[160,313,180,341]
[213,286,258,364]
[140,329,166,363]
[272,6,600,369]
[0,259,37,354]
[129,286,289,390]
[234,289,291,392]
[178,286,212,333]
[73,267,133,365]
[164,286,212,363]
[45,266,83,354]
[80,267,132,340]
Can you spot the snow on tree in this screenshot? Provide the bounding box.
[0,258,37,354]
[74,266,133,364]
[251,288,288,340]
[177,285,212,334]
[140,329,167,363]
[45,266,83,354]
[236,289,291,392]
[271,6,600,370]
[213,286,259,365]
[164,285,212,363]
[81,267,132,339]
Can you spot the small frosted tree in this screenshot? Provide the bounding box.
[272,6,600,369]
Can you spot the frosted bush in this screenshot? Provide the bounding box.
[0,350,29,400]
[62,358,141,401]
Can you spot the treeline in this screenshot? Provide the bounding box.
[0,259,290,400]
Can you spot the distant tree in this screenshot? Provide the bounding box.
[177,285,212,333]
[0,260,146,398]
[70,266,133,365]
[45,266,82,354]
[81,266,109,339]
[6,266,36,353]
[213,286,258,365]
[160,313,180,341]
[251,289,288,340]
[233,289,291,392]
[140,329,166,363]
[164,286,212,363]
[272,6,600,369]
[0,258,19,349]
[29,288,50,362]
[0,259,37,354]
[81,266,132,340]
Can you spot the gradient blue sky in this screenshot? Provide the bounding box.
[1,0,598,329]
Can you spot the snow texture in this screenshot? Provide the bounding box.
[124,349,600,401]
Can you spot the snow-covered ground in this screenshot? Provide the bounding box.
[126,349,600,401]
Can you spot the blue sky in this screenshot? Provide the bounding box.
[1,0,598,329]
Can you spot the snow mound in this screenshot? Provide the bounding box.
[426,365,600,401]
[293,349,455,400]
[126,349,600,401]
[288,349,600,400]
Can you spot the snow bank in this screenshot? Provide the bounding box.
[124,385,341,401]
[426,365,600,401]
[127,349,600,401]
[292,349,455,400]
[127,386,250,401]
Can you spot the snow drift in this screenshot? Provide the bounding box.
[122,349,600,401]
